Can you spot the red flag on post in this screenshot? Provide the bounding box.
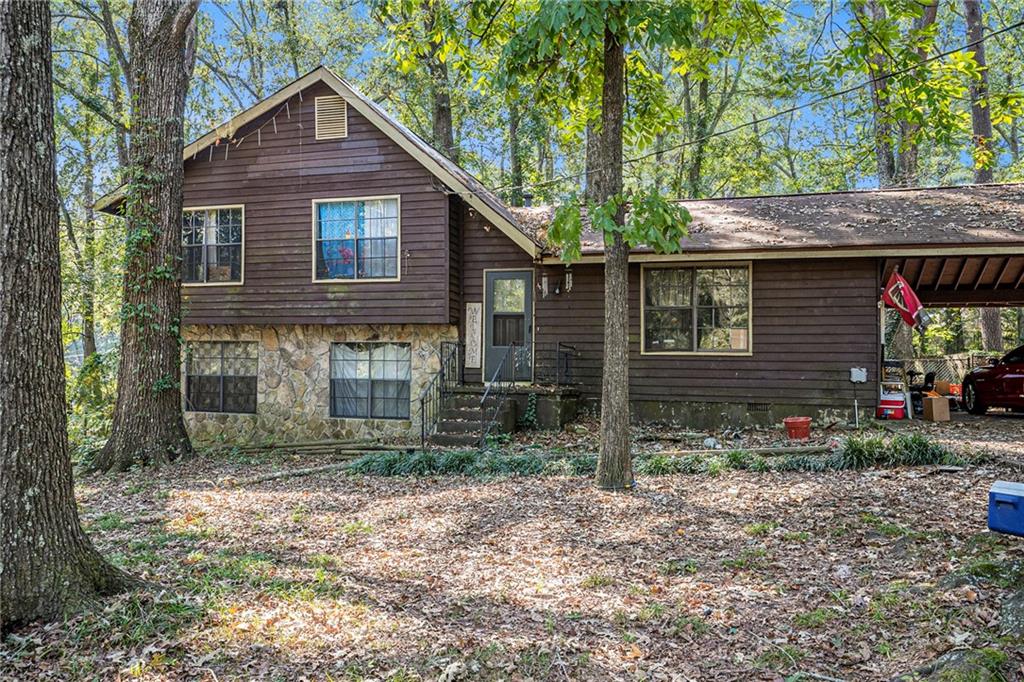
[882,272,924,328]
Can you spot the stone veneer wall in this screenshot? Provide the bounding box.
[182,324,458,445]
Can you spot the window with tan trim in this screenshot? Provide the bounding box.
[313,197,399,281]
[642,264,750,354]
[181,206,243,284]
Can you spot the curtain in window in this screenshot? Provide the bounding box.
[318,202,358,279]
[330,342,410,419]
[317,199,398,280]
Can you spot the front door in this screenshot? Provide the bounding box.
[484,270,533,382]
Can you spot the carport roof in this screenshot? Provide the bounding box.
[520,183,1024,261]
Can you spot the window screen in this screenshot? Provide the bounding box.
[643,266,750,353]
[185,341,257,413]
[315,198,399,280]
[330,342,411,419]
[182,207,243,284]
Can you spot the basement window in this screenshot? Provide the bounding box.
[329,342,410,420]
[182,206,243,284]
[185,341,257,414]
[642,264,751,354]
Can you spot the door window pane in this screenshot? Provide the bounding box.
[493,278,525,313]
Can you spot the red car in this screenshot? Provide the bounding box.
[963,345,1024,414]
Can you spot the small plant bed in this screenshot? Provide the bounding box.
[348,433,978,479]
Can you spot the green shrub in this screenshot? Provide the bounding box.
[837,435,887,469]
[348,450,404,476]
[887,433,950,466]
[635,454,681,476]
[725,450,752,469]
[436,449,477,474]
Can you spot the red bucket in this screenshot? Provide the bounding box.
[783,416,812,440]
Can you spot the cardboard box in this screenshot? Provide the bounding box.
[923,395,950,422]
[935,379,952,395]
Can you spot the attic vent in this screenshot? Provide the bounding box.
[315,96,347,140]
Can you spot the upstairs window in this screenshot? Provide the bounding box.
[643,264,751,354]
[182,206,243,284]
[329,342,411,419]
[314,197,399,281]
[185,341,257,413]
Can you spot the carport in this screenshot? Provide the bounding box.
[882,254,1024,307]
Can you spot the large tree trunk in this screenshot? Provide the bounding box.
[594,23,632,490]
[894,1,939,186]
[93,0,199,473]
[0,0,129,632]
[964,0,1003,353]
[857,0,897,187]
[422,0,457,163]
[980,308,1003,352]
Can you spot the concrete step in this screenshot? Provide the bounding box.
[428,432,483,447]
[437,418,484,433]
[444,393,502,410]
[440,406,487,421]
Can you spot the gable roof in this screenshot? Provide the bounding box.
[515,183,1024,263]
[94,66,541,257]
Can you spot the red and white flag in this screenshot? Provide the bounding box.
[882,272,924,328]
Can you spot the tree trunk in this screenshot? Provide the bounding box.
[980,308,1003,351]
[894,0,938,186]
[422,0,457,163]
[508,99,523,206]
[888,315,916,359]
[593,22,632,491]
[857,0,897,188]
[964,0,1003,353]
[93,0,199,473]
[81,138,98,360]
[0,0,129,632]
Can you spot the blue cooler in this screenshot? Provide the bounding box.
[989,481,1024,537]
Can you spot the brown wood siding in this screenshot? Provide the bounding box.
[460,202,534,383]
[533,258,880,408]
[181,81,451,325]
[448,196,461,324]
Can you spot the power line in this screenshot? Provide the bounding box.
[488,17,1024,196]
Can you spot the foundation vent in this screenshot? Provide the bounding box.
[747,402,771,413]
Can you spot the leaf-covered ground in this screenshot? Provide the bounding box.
[4,417,1024,680]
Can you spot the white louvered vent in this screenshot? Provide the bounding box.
[315,95,348,140]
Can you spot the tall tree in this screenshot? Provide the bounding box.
[0,0,128,631]
[92,0,199,472]
[964,0,1004,353]
[504,1,693,489]
[374,0,462,162]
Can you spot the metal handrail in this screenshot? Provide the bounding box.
[419,341,462,448]
[479,342,517,448]
[555,341,577,386]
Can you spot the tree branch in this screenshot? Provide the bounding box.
[52,76,128,134]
